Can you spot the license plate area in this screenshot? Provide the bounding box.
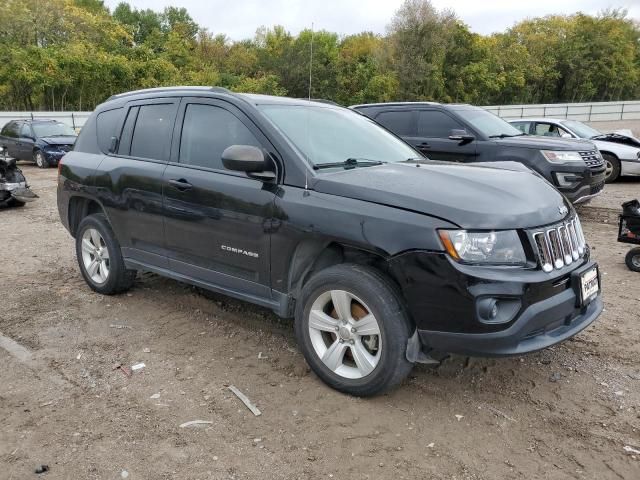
[573,265,600,307]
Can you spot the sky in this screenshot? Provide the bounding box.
[104,0,640,39]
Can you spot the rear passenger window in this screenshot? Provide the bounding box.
[20,124,32,138]
[417,111,464,137]
[96,108,123,154]
[130,103,176,160]
[2,122,19,137]
[179,104,261,170]
[375,111,414,136]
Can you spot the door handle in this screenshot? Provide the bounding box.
[418,142,430,149]
[169,178,193,191]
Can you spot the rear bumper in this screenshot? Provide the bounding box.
[418,288,602,357]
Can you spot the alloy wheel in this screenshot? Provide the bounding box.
[307,290,382,379]
[604,159,613,180]
[81,228,110,284]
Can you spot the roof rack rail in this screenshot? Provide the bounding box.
[107,86,233,101]
[296,98,341,106]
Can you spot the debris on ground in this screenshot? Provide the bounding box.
[228,385,262,416]
[623,445,640,455]
[150,393,160,399]
[549,372,562,382]
[143,348,151,353]
[76,351,83,360]
[121,470,129,479]
[258,352,267,359]
[131,362,145,372]
[35,465,49,474]
[455,415,464,421]
[109,324,131,329]
[179,420,214,428]
[113,363,131,377]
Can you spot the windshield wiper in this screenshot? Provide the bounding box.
[488,133,525,138]
[313,158,386,170]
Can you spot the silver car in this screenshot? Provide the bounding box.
[510,118,640,183]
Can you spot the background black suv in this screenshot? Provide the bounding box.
[57,87,602,396]
[0,119,77,168]
[351,103,606,204]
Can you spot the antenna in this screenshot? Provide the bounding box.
[304,22,315,193]
[308,22,314,102]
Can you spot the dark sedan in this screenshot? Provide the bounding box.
[0,119,76,168]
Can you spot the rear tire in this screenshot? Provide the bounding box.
[75,213,136,295]
[8,198,26,207]
[626,248,640,272]
[295,263,414,396]
[34,149,48,168]
[603,153,620,183]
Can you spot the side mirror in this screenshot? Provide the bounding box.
[449,129,475,143]
[222,145,275,179]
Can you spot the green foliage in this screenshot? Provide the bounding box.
[1,0,639,111]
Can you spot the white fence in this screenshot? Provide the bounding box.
[0,111,91,131]
[2,100,640,131]
[484,100,640,122]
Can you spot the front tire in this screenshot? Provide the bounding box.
[295,264,414,396]
[75,214,136,295]
[626,248,640,272]
[603,153,620,183]
[34,150,48,168]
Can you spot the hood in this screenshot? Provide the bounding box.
[591,138,640,158]
[495,135,595,151]
[40,135,76,146]
[312,162,570,230]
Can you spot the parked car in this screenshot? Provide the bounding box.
[58,87,603,396]
[351,103,606,205]
[509,118,640,183]
[0,119,76,168]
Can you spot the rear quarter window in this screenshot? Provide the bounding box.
[96,108,124,154]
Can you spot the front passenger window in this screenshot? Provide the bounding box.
[179,104,261,170]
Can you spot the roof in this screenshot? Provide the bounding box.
[350,102,476,110]
[238,93,342,108]
[508,117,573,123]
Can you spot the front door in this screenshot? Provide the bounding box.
[18,123,35,160]
[406,109,478,163]
[163,98,275,299]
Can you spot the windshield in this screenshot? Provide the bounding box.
[258,104,419,168]
[32,122,76,137]
[560,120,601,139]
[462,108,523,138]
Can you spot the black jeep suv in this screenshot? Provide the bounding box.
[351,103,606,205]
[57,87,603,396]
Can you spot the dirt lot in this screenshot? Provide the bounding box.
[1,165,639,480]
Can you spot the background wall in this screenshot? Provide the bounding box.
[1,101,639,137]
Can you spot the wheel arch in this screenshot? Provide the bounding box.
[67,195,108,237]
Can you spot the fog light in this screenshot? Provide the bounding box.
[554,172,583,188]
[476,297,522,325]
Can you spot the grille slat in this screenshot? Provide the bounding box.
[532,216,586,272]
[579,150,604,169]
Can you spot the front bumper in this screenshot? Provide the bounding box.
[43,149,69,165]
[389,252,603,357]
[621,159,640,176]
[555,167,606,204]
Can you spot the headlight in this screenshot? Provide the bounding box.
[541,150,583,163]
[438,230,527,265]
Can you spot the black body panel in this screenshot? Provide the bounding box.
[57,88,603,358]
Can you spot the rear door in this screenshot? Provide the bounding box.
[18,123,35,159]
[98,98,179,268]
[162,98,275,299]
[406,109,477,162]
[0,122,20,158]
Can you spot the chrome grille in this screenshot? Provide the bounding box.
[532,217,586,272]
[579,150,604,169]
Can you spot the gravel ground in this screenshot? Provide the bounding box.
[1,164,639,480]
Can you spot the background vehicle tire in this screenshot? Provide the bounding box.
[75,213,136,295]
[295,263,414,396]
[602,153,620,183]
[34,149,48,168]
[625,248,640,272]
